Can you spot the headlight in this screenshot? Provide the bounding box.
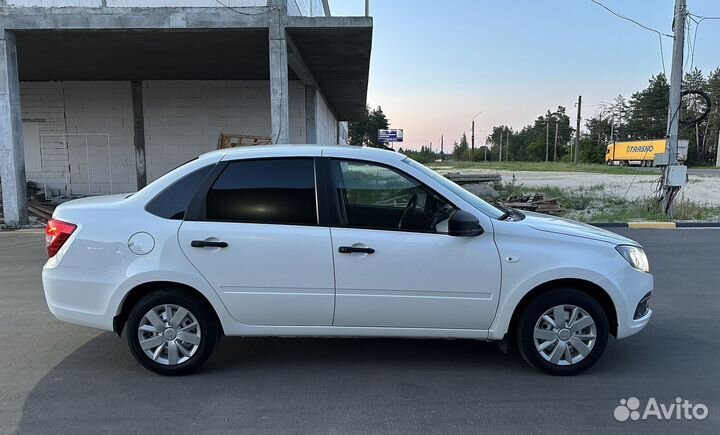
[616,245,650,273]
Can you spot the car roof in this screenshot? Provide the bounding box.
[201,144,408,164]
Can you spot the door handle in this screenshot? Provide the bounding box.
[338,246,375,254]
[191,240,229,248]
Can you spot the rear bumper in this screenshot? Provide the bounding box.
[596,266,654,339]
[42,263,128,331]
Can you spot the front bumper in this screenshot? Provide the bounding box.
[42,263,128,331]
[596,266,654,339]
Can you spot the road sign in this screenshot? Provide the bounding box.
[378,129,403,143]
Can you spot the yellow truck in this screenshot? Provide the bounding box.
[605,139,688,167]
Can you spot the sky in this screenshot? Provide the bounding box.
[328,0,720,150]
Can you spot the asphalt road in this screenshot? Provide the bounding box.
[1,228,718,435]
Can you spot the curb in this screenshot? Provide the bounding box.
[592,222,720,229]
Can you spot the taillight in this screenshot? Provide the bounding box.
[46,219,77,258]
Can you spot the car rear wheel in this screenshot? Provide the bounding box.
[516,289,609,375]
[126,290,218,376]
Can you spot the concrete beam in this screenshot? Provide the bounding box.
[130,80,147,190]
[286,33,317,88]
[0,31,28,227]
[268,3,289,144]
[0,7,269,31]
[286,15,373,28]
[305,86,317,144]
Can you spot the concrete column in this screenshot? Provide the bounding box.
[130,80,147,190]
[305,85,317,144]
[269,2,289,144]
[0,31,28,227]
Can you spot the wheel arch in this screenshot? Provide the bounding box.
[113,281,224,337]
[506,278,618,340]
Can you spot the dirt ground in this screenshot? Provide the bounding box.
[436,168,720,206]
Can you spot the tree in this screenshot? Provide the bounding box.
[348,106,390,147]
[626,74,669,140]
[402,144,438,163]
[453,133,470,160]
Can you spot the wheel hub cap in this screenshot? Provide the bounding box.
[162,328,177,341]
[137,304,202,366]
[557,328,571,341]
[533,304,597,366]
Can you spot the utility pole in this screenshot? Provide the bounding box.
[499,129,503,162]
[471,111,482,161]
[506,127,510,161]
[553,121,559,161]
[662,0,686,214]
[575,95,582,164]
[440,135,444,161]
[716,129,720,168]
[545,120,549,162]
[364,0,369,17]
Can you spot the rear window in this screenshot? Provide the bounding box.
[146,165,213,220]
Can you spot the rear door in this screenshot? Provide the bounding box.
[178,157,335,326]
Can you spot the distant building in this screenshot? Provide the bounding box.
[0,0,372,226]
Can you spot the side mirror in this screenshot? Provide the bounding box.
[448,210,484,237]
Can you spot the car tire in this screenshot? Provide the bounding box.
[516,288,609,376]
[126,289,219,376]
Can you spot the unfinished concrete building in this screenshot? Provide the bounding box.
[0,0,372,227]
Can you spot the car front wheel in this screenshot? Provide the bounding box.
[516,289,609,375]
[126,290,218,376]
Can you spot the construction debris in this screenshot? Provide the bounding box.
[501,194,564,215]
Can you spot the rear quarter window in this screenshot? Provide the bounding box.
[146,165,213,220]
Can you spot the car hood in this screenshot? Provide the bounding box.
[519,211,637,245]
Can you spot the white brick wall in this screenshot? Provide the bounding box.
[6,0,266,7]
[20,82,68,196]
[20,79,316,195]
[143,80,306,182]
[316,90,338,145]
[20,81,137,196]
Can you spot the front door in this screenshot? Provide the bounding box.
[328,159,501,330]
[179,158,335,326]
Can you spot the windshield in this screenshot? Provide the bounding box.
[402,158,506,219]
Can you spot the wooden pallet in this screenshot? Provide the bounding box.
[502,194,564,215]
[217,133,273,149]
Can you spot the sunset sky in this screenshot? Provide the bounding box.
[329,0,720,150]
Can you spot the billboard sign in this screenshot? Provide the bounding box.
[378,129,403,143]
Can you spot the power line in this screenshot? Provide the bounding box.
[688,13,720,20]
[590,0,673,37]
[589,0,670,76]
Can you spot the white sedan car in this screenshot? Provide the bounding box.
[42,145,653,376]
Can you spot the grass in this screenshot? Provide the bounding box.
[427,160,652,175]
[491,181,720,223]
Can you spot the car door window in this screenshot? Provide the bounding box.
[205,158,317,225]
[330,159,455,232]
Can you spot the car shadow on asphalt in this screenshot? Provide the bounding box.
[14,331,671,435]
